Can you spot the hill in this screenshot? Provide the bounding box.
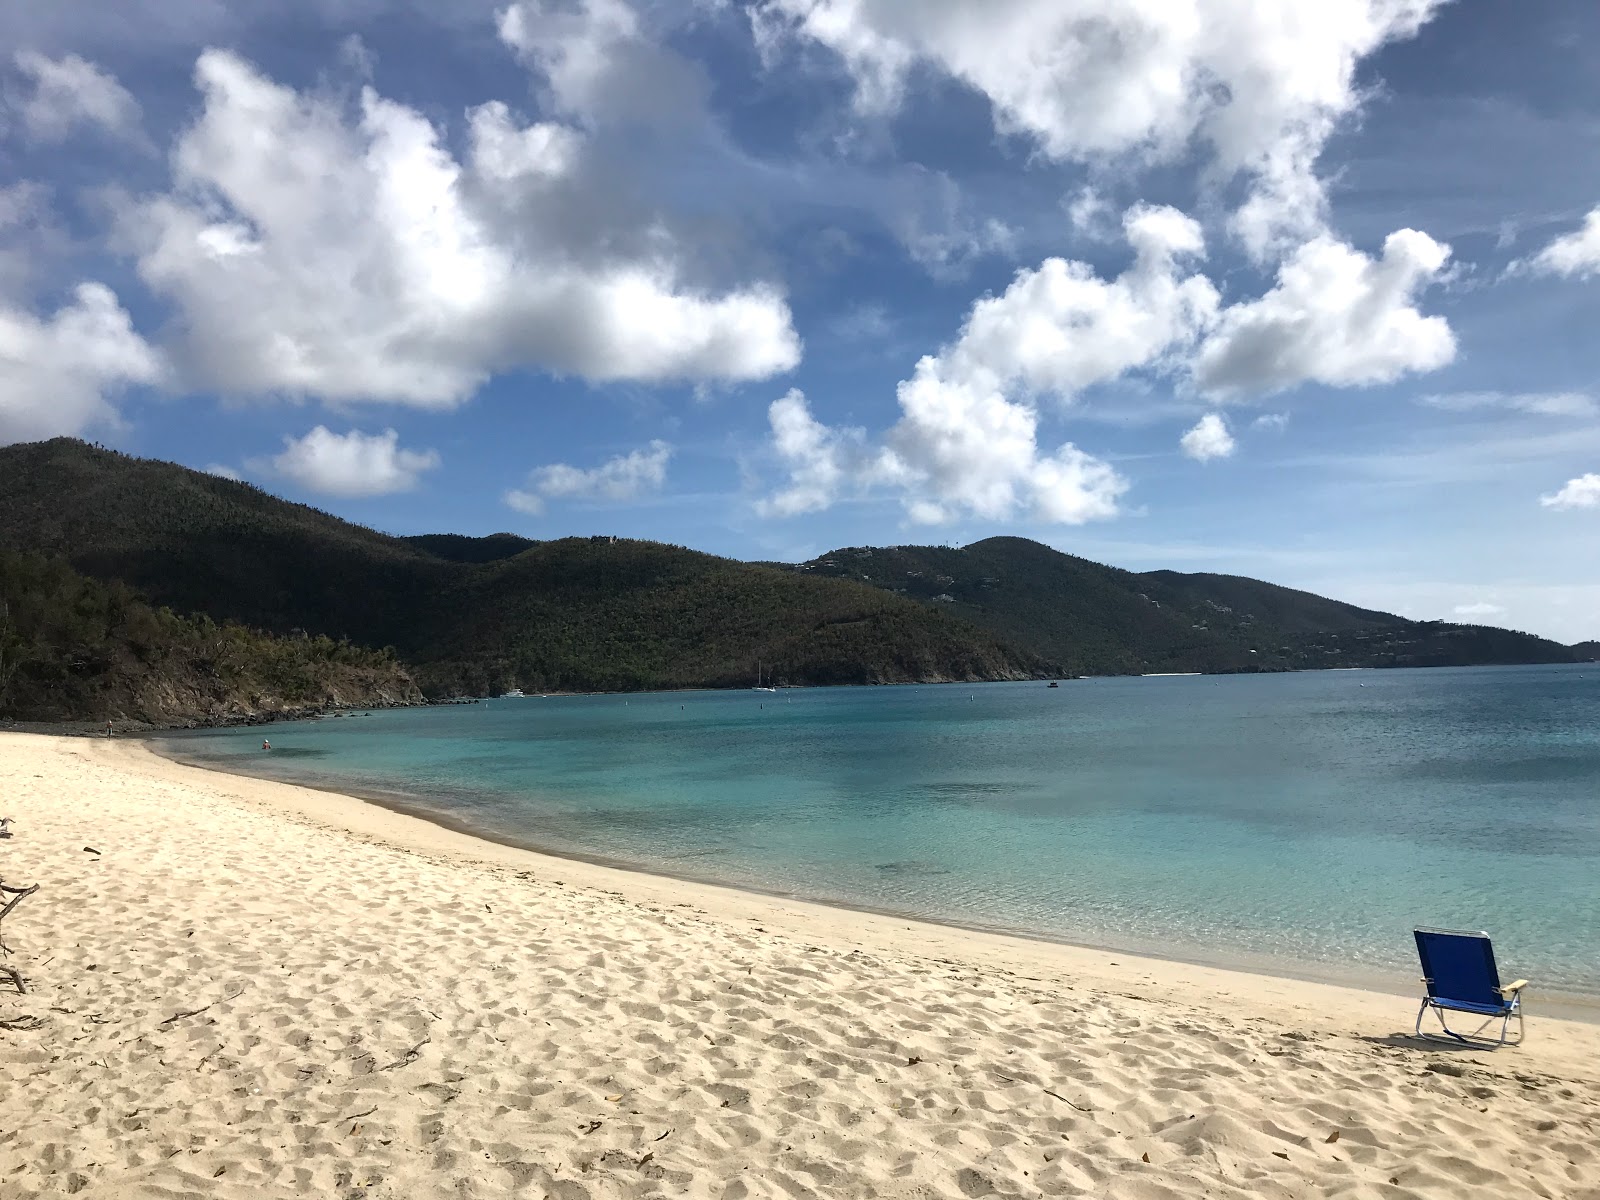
[0,441,1037,697]
[789,537,1579,675]
[0,549,419,724]
[0,440,1580,712]
[1575,641,1600,661]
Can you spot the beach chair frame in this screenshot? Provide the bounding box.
[1413,927,1526,1047]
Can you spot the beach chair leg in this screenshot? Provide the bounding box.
[1498,1001,1525,1047]
[1418,999,1471,1044]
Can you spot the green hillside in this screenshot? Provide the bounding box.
[0,440,1038,698]
[0,440,1580,719]
[791,537,1578,674]
[0,549,419,724]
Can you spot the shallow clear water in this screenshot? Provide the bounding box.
[154,664,1600,994]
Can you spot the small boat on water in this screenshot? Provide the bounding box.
[1047,681,1060,688]
[753,660,777,693]
[501,689,525,698]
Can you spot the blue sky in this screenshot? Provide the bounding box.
[2,0,1598,641]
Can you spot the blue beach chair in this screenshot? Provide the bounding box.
[1413,928,1527,1046]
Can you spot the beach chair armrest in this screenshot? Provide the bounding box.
[1498,979,1528,995]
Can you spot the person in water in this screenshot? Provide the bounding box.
[262,738,271,750]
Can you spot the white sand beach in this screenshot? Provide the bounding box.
[2,731,1598,1199]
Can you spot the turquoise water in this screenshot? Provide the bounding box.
[154,664,1600,995]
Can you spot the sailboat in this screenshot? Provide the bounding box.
[753,660,777,692]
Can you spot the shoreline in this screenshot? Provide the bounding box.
[7,729,1600,1199]
[144,734,1600,1022]
[8,657,1592,739]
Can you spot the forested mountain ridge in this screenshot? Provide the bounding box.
[0,440,1038,701]
[788,537,1581,675]
[0,439,1583,721]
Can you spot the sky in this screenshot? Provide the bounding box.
[2,1,1599,643]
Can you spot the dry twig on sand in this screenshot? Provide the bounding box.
[0,877,40,994]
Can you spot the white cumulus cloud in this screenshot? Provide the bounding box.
[270,426,440,497]
[1194,229,1456,397]
[1180,412,1235,461]
[760,389,874,517]
[1540,474,1600,512]
[506,439,672,514]
[1523,207,1600,281]
[758,204,1462,524]
[1452,602,1505,619]
[203,463,242,481]
[757,209,1210,525]
[0,282,164,446]
[929,205,1219,402]
[117,49,799,409]
[8,50,141,142]
[760,385,1128,526]
[757,0,1444,258]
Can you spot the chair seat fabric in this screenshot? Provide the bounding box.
[1428,996,1513,1017]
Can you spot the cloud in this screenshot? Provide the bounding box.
[116,49,799,408]
[889,169,1018,277]
[1180,412,1235,461]
[8,50,140,142]
[882,372,1129,524]
[928,205,1219,402]
[203,463,242,481]
[757,0,1445,258]
[759,205,1461,524]
[760,386,1128,525]
[497,0,709,128]
[1251,412,1289,431]
[1540,474,1600,512]
[1194,229,1456,397]
[506,439,672,513]
[1452,602,1505,619]
[1523,207,1600,280]
[0,282,164,446]
[269,426,440,497]
[1418,391,1597,418]
[760,389,874,516]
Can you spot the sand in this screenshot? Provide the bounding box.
[1,732,1597,1200]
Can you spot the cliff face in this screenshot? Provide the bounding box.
[0,549,421,725]
[84,661,423,727]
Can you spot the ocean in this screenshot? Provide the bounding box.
[153,663,1600,998]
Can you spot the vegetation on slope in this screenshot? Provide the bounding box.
[0,441,1038,698]
[793,537,1580,674]
[0,441,1580,714]
[0,550,420,724]
[419,537,1038,695]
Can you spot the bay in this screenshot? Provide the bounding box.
[153,663,1600,997]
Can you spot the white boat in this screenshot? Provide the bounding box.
[500,688,525,698]
[752,660,777,692]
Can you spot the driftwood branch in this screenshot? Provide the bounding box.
[379,1036,431,1071]
[0,878,39,991]
[1044,1088,1092,1112]
[157,986,247,1029]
